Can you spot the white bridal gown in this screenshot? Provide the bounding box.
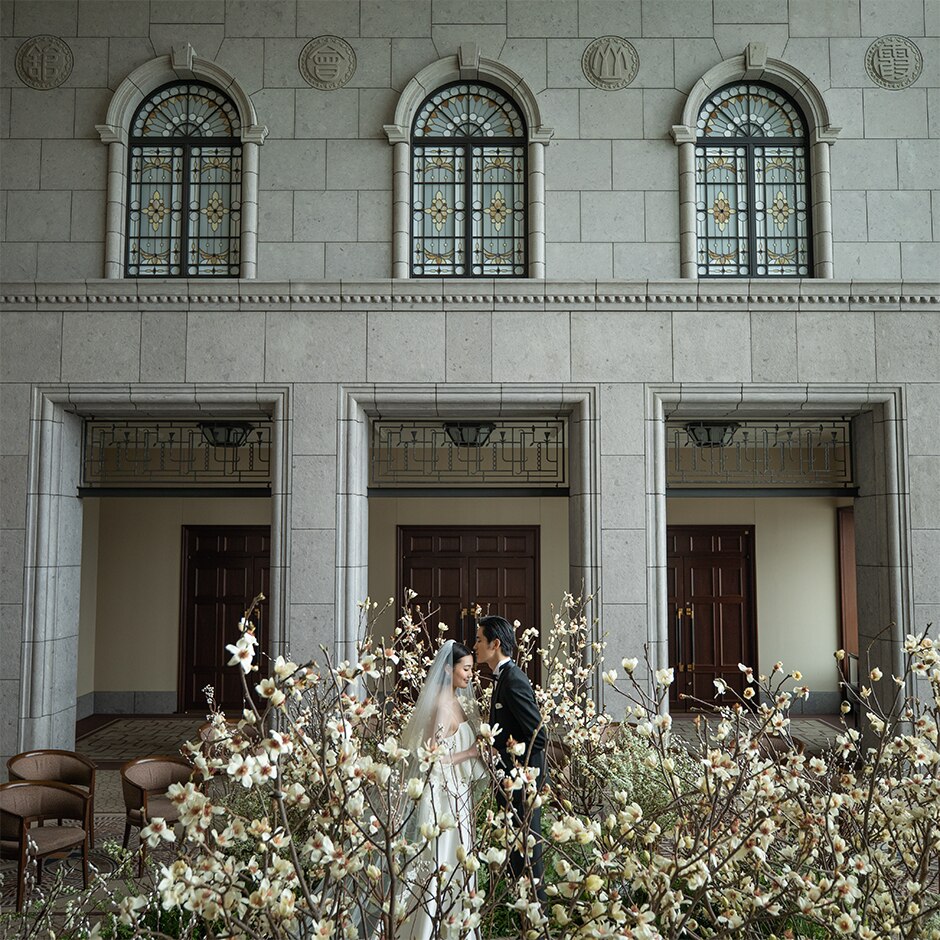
[397,720,484,940]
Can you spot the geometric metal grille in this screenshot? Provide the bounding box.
[126,82,242,277]
[411,82,527,277]
[370,419,565,487]
[695,83,810,277]
[82,419,271,487]
[667,420,852,488]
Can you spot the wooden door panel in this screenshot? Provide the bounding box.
[503,533,530,553]
[716,533,745,553]
[667,526,756,712]
[181,526,270,713]
[405,562,434,597]
[472,563,500,597]
[473,534,500,553]
[436,563,465,597]
[688,562,716,596]
[402,555,467,646]
[689,533,714,553]
[719,564,743,596]
[502,563,531,596]
[721,604,744,665]
[405,533,433,553]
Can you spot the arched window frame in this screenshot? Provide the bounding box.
[125,80,242,278]
[672,44,840,279]
[97,44,267,279]
[385,45,553,279]
[695,82,811,278]
[411,80,528,278]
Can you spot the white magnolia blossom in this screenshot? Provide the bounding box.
[19,595,939,940]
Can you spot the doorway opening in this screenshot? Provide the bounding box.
[17,386,289,757]
[665,496,853,714]
[666,524,756,711]
[77,498,272,721]
[368,496,569,684]
[179,525,271,712]
[654,408,874,715]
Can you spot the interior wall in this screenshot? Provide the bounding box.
[666,496,853,698]
[78,497,271,711]
[368,496,569,642]
[77,498,99,700]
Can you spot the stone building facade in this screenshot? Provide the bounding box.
[0,0,938,767]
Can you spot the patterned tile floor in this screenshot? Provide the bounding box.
[75,716,205,768]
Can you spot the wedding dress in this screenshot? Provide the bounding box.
[397,719,483,940]
[391,640,485,940]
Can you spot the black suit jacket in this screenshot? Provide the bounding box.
[489,661,547,767]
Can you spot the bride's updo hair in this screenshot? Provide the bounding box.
[450,641,472,664]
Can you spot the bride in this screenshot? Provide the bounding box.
[393,639,486,940]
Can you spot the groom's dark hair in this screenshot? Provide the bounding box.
[477,615,517,658]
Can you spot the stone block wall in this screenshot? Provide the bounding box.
[1,0,938,281]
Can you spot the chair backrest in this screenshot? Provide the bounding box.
[7,749,95,788]
[0,780,88,839]
[120,756,193,809]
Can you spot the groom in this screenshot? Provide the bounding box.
[474,615,548,905]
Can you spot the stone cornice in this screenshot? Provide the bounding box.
[2,280,937,311]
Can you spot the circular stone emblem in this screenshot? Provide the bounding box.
[299,35,357,90]
[582,36,639,90]
[865,35,923,89]
[15,35,73,90]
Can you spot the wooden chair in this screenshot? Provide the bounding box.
[120,755,192,875]
[0,780,91,912]
[7,749,97,847]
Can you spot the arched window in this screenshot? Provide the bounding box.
[126,82,242,277]
[695,83,810,277]
[411,82,527,277]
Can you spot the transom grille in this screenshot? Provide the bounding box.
[370,420,566,488]
[82,419,272,488]
[667,419,853,488]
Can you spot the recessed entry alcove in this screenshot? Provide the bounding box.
[17,386,290,752]
[335,385,600,669]
[645,385,912,715]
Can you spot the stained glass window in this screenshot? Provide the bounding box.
[126,83,242,277]
[412,83,526,277]
[695,84,810,277]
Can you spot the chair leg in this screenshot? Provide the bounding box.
[88,795,96,849]
[82,838,89,889]
[123,818,131,850]
[16,854,25,913]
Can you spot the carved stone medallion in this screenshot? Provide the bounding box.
[15,35,73,90]
[865,35,923,89]
[582,36,639,90]
[299,35,357,90]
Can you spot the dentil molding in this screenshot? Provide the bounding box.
[1,281,937,310]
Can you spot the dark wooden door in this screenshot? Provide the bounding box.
[667,526,756,710]
[180,526,270,712]
[399,526,540,683]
